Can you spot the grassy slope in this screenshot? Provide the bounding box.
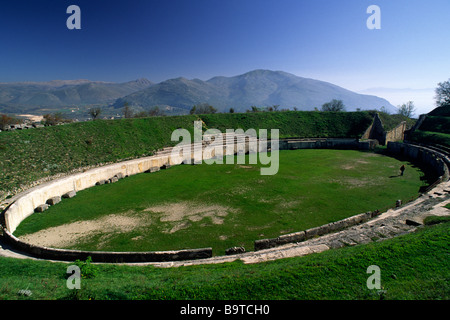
[13,149,427,255]
[409,106,450,147]
[1,221,448,300]
[0,111,373,197]
[376,112,416,131]
[0,115,198,197]
[409,131,450,148]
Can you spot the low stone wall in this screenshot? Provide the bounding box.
[279,138,377,151]
[254,211,380,250]
[2,229,212,263]
[387,142,450,182]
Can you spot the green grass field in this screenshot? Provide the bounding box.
[14,149,428,256]
[1,220,448,300]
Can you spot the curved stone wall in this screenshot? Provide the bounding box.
[254,211,381,250]
[2,229,212,263]
[2,138,445,263]
[387,142,450,182]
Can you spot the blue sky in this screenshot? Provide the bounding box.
[1,0,449,114]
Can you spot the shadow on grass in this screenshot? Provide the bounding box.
[376,147,439,191]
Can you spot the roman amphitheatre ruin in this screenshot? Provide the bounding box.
[0,112,449,268]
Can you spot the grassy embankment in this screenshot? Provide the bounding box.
[0,111,373,199]
[1,220,449,300]
[409,106,450,148]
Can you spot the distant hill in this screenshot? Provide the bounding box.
[0,70,396,116]
[0,78,153,112]
[114,70,396,113]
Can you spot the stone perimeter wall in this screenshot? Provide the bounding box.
[254,211,380,251]
[387,142,450,182]
[2,228,212,263]
[2,137,444,263]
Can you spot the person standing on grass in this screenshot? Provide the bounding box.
[400,164,405,176]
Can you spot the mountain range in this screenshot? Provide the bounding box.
[0,79,153,114]
[0,70,396,116]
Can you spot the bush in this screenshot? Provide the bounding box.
[0,114,21,130]
[74,256,98,279]
[321,99,345,112]
[190,103,217,114]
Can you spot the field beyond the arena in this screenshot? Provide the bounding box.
[14,149,429,255]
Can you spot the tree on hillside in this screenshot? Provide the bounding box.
[148,106,165,117]
[134,111,148,118]
[435,79,450,106]
[397,101,416,118]
[379,106,391,114]
[88,107,102,120]
[321,99,345,112]
[0,114,15,130]
[190,103,217,115]
[43,112,71,126]
[123,102,133,118]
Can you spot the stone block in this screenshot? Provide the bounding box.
[225,246,246,255]
[305,225,327,239]
[34,204,49,213]
[62,190,76,199]
[254,239,272,251]
[46,196,61,206]
[96,180,107,185]
[110,176,119,183]
[277,231,306,244]
[115,172,124,180]
[145,166,160,173]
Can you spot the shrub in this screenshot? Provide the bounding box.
[74,256,98,279]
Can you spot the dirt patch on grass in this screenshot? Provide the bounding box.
[144,201,236,233]
[20,212,143,248]
[20,201,238,247]
[341,159,369,170]
[330,177,379,189]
